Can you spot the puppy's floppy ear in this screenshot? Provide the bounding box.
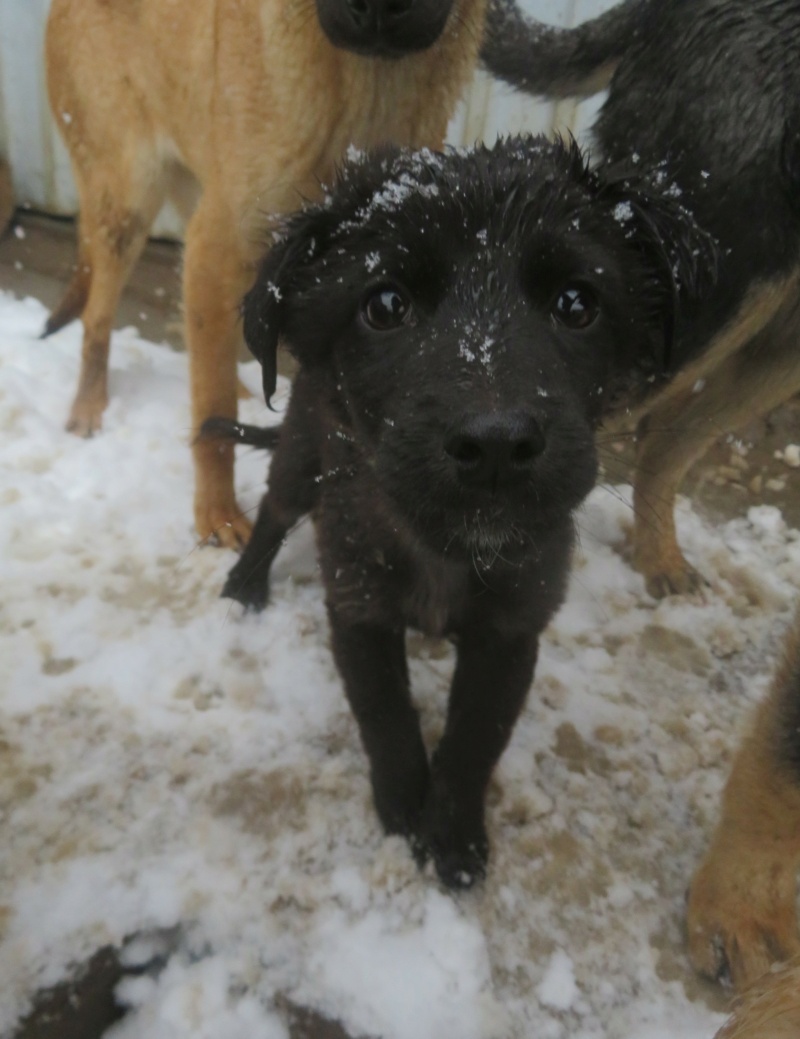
[242,207,337,405]
[592,160,718,371]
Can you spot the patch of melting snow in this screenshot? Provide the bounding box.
[2,291,795,1039]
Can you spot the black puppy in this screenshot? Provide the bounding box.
[208,137,708,887]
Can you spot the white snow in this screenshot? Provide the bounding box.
[538,950,578,1011]
[612,201,634,224]
[2,290,798,1038]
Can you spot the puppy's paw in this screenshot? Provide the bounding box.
[687,842,800,990]
[222,556,270,612]
[418,793,489,890]
[431,838,488,890]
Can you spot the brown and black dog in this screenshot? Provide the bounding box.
[43,0,486,547]
[480,0,800,997]
[482,0,800,599]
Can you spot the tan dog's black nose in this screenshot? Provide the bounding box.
[346,0,415,29]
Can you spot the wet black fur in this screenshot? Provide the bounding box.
[211,137,709,887]
[481,0,800,371]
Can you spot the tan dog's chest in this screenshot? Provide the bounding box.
[45,0,484,545]
[50,0,481,226]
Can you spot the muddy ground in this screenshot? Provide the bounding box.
[2,213,798,1039]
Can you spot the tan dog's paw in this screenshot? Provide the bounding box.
[632,531,708,599]
[644,561,708,599]
[687,843,800,991]
[195,500,253,550]
[65,392,108,437]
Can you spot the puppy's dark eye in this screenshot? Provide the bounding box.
[361,286,413,331]
[552,284,600,330]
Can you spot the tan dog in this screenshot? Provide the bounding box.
[713,959,800,1038]
[688,608,800,992]
[44,0,485,546]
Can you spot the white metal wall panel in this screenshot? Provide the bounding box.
[0,0,616,239]
[0,0,183,236]
[448,0,618,149]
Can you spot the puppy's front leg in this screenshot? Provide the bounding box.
[222,495,289,611]
[223,376,322,610]
[328,617,430,839]
[421,625,539,889]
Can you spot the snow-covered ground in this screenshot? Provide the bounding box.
[2,291,798,1039]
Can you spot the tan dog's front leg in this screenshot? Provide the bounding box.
[688,611,800,990]
[184,196,255,548]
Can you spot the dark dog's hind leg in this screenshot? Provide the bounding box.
[223,384,321,610]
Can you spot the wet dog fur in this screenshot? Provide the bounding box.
[204,136,709,887]
[480,0,800,990]
[43,0,485,548]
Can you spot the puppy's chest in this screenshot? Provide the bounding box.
[400,555,470,637]
[325,537,469,636]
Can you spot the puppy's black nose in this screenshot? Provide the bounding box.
[345,0,414,29]
[445,411,545,488]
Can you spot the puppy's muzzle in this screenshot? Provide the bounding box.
[444,411,545,489]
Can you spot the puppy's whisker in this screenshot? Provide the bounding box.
[596,481,675,540]
[595,449,690,490]
[596,457,667,486]
[596,466,695,520]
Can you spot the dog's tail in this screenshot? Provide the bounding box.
[480,0,647,99]
[41,262,92,339]
[199,416,281,450]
